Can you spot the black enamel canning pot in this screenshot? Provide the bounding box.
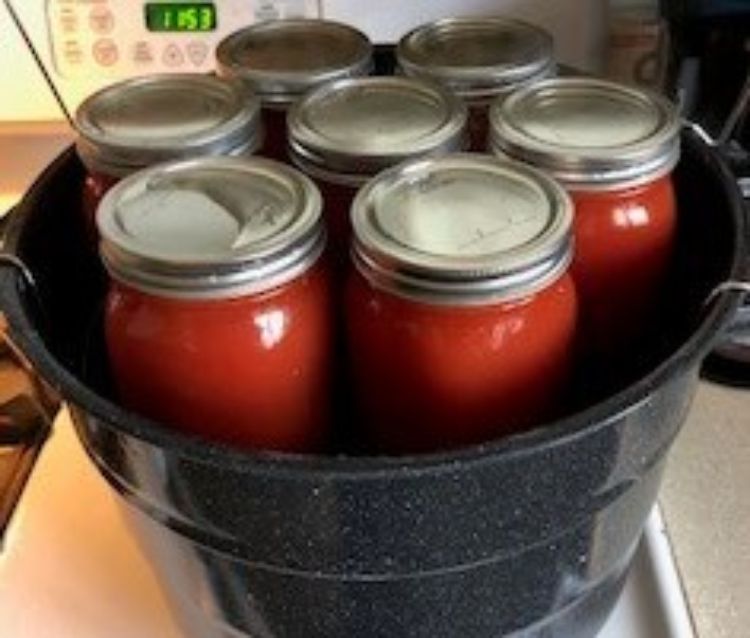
[0,131,745,638]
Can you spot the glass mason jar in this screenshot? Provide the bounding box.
[489,78,681,356]
[346,154,577,454]
[215,19,373,160]
[97,157,333,453]
[397,17,555,151]
[75,74,262,242]
[287,76,468,264]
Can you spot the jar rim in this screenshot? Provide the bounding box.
[397,17,555,99]
[489,77,681,189]
[288,77,468,179]
[351,153,574,305]
[75,74,263,176]
[215,19,373,106]
[97,157,325,299]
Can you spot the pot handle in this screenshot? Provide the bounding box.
[0,210,60,546]
[0,208,39,298]
[0,314,58,545]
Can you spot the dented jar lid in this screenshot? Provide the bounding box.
[288,77,468,185]
[97,157,324,299]
[351,154,573,305]
[488,78,681,189]
[75,74,262,177]
[215,19,373,106]
[397,17,555,101]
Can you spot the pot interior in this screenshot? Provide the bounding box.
[3,131,744,463]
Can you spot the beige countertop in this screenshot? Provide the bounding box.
[0,122,71,213]
[661,380,750,638]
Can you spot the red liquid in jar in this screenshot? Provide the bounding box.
[105,265,333,452]
[83,171,120,242]
[314,179,358,268]
[345,271,578,453]
[467,103,490,152]
[570,176,676,353]
[260,107,289,161]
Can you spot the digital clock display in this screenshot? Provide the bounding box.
[145,3,217,32]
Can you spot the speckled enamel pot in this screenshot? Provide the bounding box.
[0,129,744,637]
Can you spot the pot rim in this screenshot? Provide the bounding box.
[1,131,745,481]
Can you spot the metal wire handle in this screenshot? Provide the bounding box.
[705,281,750,308]
[0,254,38,293]
[0,250,50,335]
[718,69,750,148]
[681,68,750,150]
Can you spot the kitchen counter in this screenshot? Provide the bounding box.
[0,122,71,213]
[661,379,750,638]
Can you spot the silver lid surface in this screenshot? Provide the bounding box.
[76,74,262,176]
[397,17,555,100]
[489,78,681,189]
[98,157,324,299]
[215,19,373,106]
[351,154,573,305]
[288,77,467,184]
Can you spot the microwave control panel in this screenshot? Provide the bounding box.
[47,0,321,78]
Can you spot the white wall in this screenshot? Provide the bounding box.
[0,5,63,121]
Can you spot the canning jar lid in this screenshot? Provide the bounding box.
[396,17,555,100]
[288,77,468,185]
[215,19,373,107]
[351,154,573,305]
[75,74,263,177]
[97,157,324,299]
[488,78,681,189]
